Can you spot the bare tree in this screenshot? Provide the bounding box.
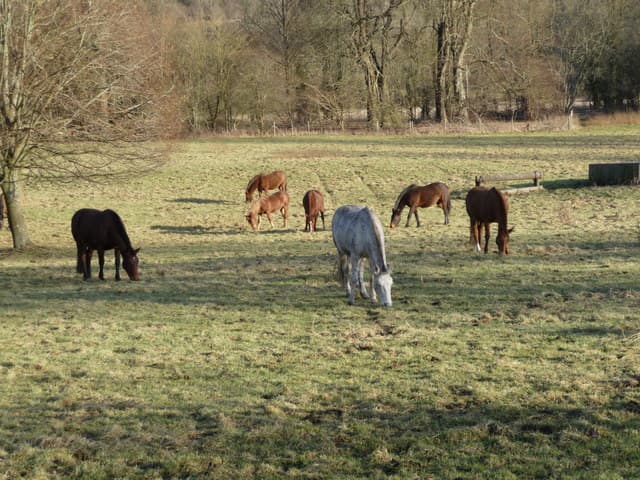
[0,0,175,250]
[346,0,407,129]
[434,0,477,123]
[242,0,310,126]
[547,0,610,113]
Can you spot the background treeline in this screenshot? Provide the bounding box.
[147,0,640,133]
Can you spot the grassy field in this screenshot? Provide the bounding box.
[1,126,639,479]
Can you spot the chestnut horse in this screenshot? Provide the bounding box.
[465,186,514,255]
[246,191,289,231]
[302,190,325,232]
[390,182,451,228]
[71,209,140,280]
[245,170,287,202]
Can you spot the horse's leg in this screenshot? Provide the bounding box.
[405,207,413,227]
[266,212,274,228]
[440,198,449,225]
[369,262,378,304]
[471,220,481,253]
[348,255,360,305]
[357,258,369,300]
[338,253,351,298]
[320,211,325,230]
[76,244,85,274]
[282,205,288,228]
[414,209,420,228]
[483,223,491,254]
[98,249,106,280]
[114,249,121,281]
[83,249,93,280]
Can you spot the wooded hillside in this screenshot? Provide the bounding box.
[150,0,640,132]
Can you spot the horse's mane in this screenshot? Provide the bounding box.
[490,188,509,226]
[246,174,261,191]
[365,208,388,271]
[105,209,134,251]
[393,184,417,211]
[248,199,262,213]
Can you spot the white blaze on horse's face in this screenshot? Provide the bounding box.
[374,271,393,307]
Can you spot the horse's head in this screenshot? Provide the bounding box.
[497,227,514,255]
[374,267,393,307]
[245,190,253,203]
[246,211,259,231]
[389,209,401,228]
[123,248,140,280]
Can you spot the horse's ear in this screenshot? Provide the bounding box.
[134,248,141,254]
[374,266,381,275]
[508,226,515,234]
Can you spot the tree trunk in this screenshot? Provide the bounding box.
[1,168,31,249]
[435,19,446,124]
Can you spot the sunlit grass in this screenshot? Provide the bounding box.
[1,127,639,479]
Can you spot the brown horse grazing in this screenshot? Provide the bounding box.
[465,186,514,255]
[302,189,325,232]
[245,170,288,202]
[246,191,289,231]
[71,209,140,281]
[390,182,451,228]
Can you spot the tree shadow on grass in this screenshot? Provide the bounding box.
[3,385,639,479]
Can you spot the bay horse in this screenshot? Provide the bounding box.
[246,190,289,231]
[302,190,325,232]
[245,170,287,202]
[71,209,140,280]
[390,182,451,228]
[465,186,514,255]
[332,205,393,307]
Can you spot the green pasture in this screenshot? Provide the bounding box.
[1,127,639,479]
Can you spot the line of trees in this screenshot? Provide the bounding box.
[155,0,640,132]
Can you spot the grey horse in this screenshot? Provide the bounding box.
[332,205,393,307]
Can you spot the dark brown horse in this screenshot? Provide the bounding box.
[390,182,451,228]
[246,191,289,231]
[465,186,513,255]
[71,209,140,280]
[302,190,325,232]
[245,170,288,202]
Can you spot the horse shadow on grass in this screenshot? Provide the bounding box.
[150,225,243,236]
[168,197,233,205]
